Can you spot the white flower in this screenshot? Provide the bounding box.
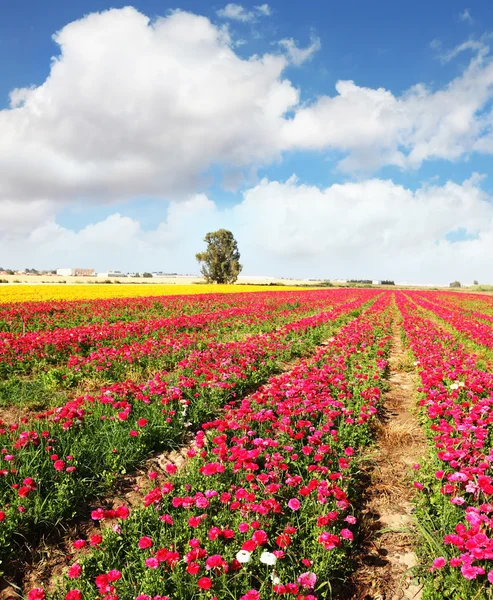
[236,550,251,563]
[450,383,459,390]
[459,381,465,387]
[270,572,280,585]
[260,551,277,566]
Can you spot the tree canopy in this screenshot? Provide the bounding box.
[196,229,243,284]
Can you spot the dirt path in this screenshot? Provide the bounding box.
[349,307,428,600]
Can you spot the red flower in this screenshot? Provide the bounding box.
[187,562,200,575]
[198,577,213,590]
[65,591,82,600]
[28,589,46,600]
[115,505,130,520]
[107,569,122,582]
[90,534,102,546]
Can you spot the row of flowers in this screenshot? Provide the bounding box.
[0,284,310,309]
[0,290,377,572]
[0,291,360,413]
[397,292,493,598]
[0,290,335,334]
[1,291,343,369]
[32,293,392,600]
[405,291,493,352]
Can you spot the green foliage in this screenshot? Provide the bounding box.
[196,229,242,284]
[449,280,461,288]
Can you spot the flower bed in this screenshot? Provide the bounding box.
[40,295,392,600]
[0,290,377,572]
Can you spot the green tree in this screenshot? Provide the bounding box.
[196,229,243,284]
[449,280,461,288]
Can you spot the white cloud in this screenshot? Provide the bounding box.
[281,42,493,171]
[216,3,271,22]
[2,6,493,219]
[438,39,488,63]
[278,34,321,66]
[255,4,271,16]
[3,176,493,284]
[0,7,297,207]
[459,9,474,24]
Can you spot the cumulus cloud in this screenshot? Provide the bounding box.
[281,42,493,171]
[278,34,321,66]
[0,7,297,206]
[3,176,493,284]
[216,3,271,22]
[3,5,493,206]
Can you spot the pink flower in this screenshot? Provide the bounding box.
[298,572,317,589]
[28,590,46,600]
[53,460,65,471]
[145,557,159,569]
[107,569,122,582]
[413,481,424,490]
[65,591,82,600]
[461,564,484,580]
[67,563,82,579]
[138,536,153,549]
[431,557,446,570]
[240,591,260,600]
[340,528,354,540]
[288,498,301,511]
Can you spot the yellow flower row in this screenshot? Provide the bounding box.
[0,284,305,304]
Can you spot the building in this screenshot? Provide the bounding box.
[97,271,126,278]
[74,268,95,277]
[56,268,75,276]
[372,280,382,285]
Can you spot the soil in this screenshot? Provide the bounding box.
[347,308,428,600]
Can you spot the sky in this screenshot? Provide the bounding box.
[1,1,493,284]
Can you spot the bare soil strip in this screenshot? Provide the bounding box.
[348,308,427,600]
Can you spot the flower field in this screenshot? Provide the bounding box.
[0,285,306,305]
[2,288,493,599]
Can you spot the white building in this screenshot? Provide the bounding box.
[56,268,75,276]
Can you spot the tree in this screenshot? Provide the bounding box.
[196,229,242,284]
[449,281,461,288]
[474,280,479,285]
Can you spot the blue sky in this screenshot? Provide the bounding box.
[1,1,493,282]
